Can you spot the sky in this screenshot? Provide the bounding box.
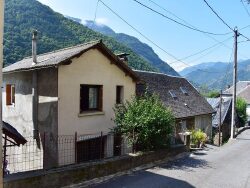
[37,0,250,71]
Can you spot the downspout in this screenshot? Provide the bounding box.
[32,30,39,140]
[0,0,5,182]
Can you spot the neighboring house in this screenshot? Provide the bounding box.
[135,70,214,141]
[2,39,138,168]
[207,97,233,145]
[224,81,250,122]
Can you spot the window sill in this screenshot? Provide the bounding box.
[78,111,105,117]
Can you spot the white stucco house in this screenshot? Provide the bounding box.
[2,38,138,168]
[224,81,250,123]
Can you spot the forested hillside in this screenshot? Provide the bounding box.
[3,0,157,72]
[180,60,250,90]
[85,20,179,76]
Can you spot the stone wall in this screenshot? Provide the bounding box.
[4,146,187,188]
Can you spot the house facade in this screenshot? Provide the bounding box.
[224,81,250,123]
[135,70,214,142]
[2,40,138,168]
[207,97,233,145]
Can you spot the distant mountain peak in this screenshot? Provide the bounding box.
[85,20,179,76]
[84,20,116,36]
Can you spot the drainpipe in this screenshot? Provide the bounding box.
[0,0,5,182]
[32,30,39,139]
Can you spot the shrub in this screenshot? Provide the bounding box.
[236,97,247,127]
[113,94,175,151]
[191,129,207,147]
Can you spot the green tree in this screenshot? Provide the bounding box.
[236,97,247,126]
[205,91,220,98]
[113,94,175,151]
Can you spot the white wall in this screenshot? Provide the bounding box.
[195,114,212,139]
[58,49,136,136]
[247,105,250,118]
[2,72,33,137]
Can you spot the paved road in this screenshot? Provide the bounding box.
[92,129,250,188]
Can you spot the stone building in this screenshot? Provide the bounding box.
[135,70,215,142]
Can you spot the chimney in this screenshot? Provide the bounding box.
[117,53,130,65]
[32,30,38,64]
[227,85,231,89]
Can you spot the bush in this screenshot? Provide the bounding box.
[191,129,207,147]
[113,94,175,151]
[236,98,247,127]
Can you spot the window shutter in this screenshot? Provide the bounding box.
[80,85,89,112]
[98,86,103,111]
[6,85,11,105]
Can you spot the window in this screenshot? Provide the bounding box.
[180,87,188,95]
[136,83,146,96]
[116,86,124,104]
[80,85,103,112]
[169,90,177,99]
[6,84,15,105]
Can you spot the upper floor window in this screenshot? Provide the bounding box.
[180,87,188,95]
[169,90,177,99]
[116,86,124,104]
[6,84,15,105]
[80,85,103,112]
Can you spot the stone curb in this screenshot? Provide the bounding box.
[64,152,190,188]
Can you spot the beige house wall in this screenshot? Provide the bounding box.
[195,114,212,140]
[58,48,136,136]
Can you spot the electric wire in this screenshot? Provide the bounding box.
[169,36,233,65]
[132,0,231,36]
[202,0,233,31]
[98,0,231,73]
[241,0,250,18]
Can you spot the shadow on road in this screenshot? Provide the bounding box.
[93,170,195,188]
[161,154,209,171]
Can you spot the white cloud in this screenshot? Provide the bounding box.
[95,17,109,25]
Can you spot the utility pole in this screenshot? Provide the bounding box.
[230,28,239,140]
[219,90,222,146]
[0,0,4,186]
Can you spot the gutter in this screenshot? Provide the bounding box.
[32,30,39,139]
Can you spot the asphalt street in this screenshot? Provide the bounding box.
[92,129,250,188]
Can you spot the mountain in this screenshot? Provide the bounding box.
[85,20,179,76]
[3,0,157,73]
[180,60,250,90]
[64,15,82,24]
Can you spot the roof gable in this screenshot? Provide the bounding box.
[135,70,214,119]
[3,40,139,81]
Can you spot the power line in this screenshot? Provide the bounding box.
[202,0,234,31]
[169,36,233,65]
[147,0,249,59]
[132,0,231,36]
[98,0,230,74]
[241,0,250,18]
[93,0,100,22]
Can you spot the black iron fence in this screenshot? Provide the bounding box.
[4,132,132,175]
[4,132,180,176]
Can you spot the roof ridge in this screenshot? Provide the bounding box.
[133,69,183,78]
[23,40,101,60]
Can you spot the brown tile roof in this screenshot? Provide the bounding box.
[3,40,139,81]
[135,70,215,119]
[237,85,250,104]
